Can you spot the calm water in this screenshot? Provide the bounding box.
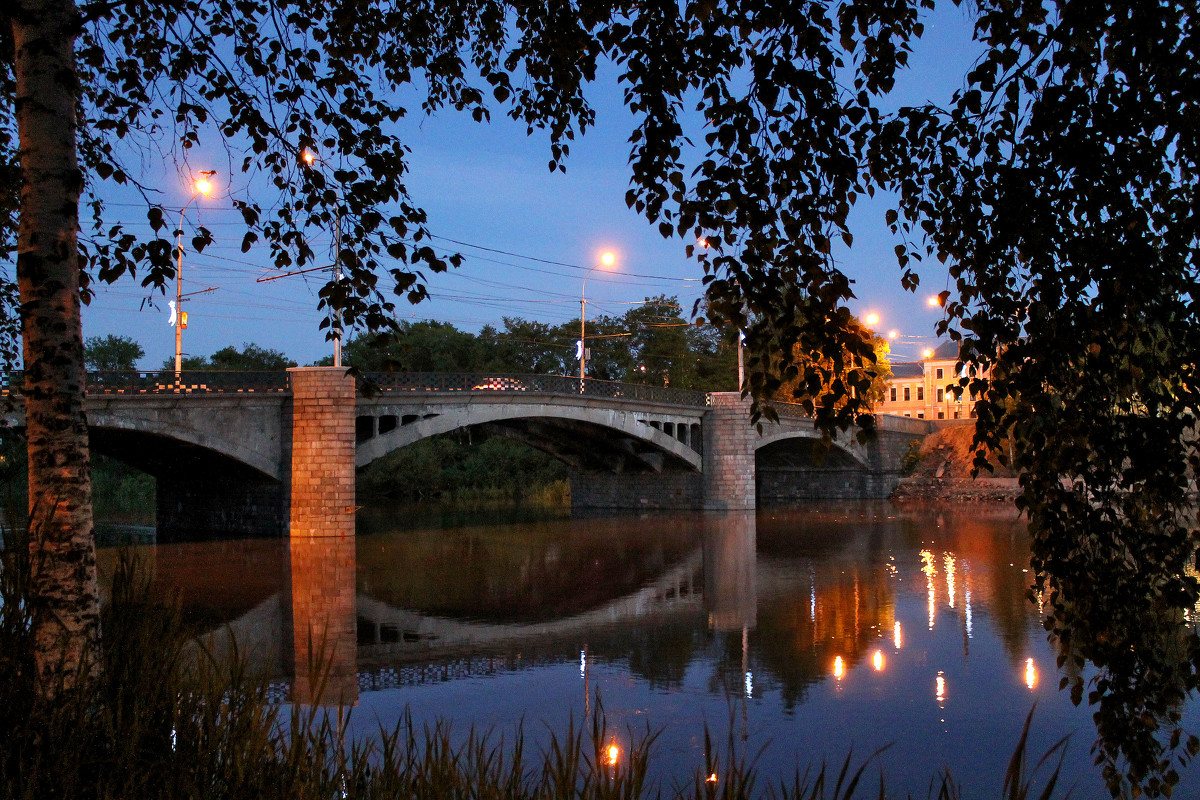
[95,502,1196,797]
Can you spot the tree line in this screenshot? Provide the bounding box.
[83,294,744,391]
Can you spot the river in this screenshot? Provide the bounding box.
[94,501,1197,798]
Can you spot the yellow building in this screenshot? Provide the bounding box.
[879,341,980,420]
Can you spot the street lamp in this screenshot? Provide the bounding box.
[175,172,216,376]
[580,251,616,382]
[302,149,345,368]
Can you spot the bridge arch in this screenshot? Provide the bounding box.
[86,397,285,481]
[753,427,870,469]
[355,398,704,474]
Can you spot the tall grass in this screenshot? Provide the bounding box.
[0,538,1068,800]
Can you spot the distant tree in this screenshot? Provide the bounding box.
[339,322,485,373]
[83,335,144,371]
[160,344,295,371]
[773,313,891,413]
[209,344,296,371]
[479,318,573,375]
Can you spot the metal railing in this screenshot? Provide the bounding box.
[1,371,291,395]
[361,372,711,408]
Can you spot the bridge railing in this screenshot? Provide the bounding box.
[0,370,291,395]
[769,401,937,434]
[361,372,711,408]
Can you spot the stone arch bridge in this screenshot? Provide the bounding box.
[2,369,932,539]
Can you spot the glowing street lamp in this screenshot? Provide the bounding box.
[864,312,880,326]
[175,172,216,376]
[580,251,617,382]
[301,149,345,368]
[922,348,934,359]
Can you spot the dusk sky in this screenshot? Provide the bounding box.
[80,4,983,371]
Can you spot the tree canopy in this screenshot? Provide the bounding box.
[5,0,1200,793]
[83,334,143,371]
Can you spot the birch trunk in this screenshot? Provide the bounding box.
[13,0,100,693]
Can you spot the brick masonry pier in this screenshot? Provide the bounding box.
[288,367,356,538]
[286,367,358,706]
[702,392,756,510]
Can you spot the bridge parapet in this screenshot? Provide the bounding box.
[2,370,290,395]
[361,372,710,408]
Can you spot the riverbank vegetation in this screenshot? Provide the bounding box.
[358,432,570,509]
[0,544,1066,800]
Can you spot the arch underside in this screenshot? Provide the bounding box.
[753,424,868,470]
[356,406,702,474]
[88,426,281,484]
[754,431,869,471]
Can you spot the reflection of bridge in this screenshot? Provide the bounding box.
[355,550,705,655]
[199,511,758,705]
[3,369,932,539]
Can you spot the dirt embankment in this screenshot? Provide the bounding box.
[890,423,1022,503]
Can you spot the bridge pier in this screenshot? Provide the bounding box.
[287,367,356,539]
[703,392,756,510]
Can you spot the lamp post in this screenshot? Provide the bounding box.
[580,251,616,382]
[303,149,344,368]
[175,172,216,376]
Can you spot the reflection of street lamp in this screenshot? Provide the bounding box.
[175,172,216,375]
[580,251,616,381]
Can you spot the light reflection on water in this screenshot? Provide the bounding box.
[94,502,1193,797]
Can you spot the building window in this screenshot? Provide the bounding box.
[938,411,945,419]
[937,387,944,402]
[904,413,911,417]
[953,411,960,419]
[936,367,944,379]
[903,386,911,401]
[917,413,924,419]
[917,387,924,401]
[890,387,897,402]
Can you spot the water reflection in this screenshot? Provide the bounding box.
[286,533,358,707]
[94,503,1177,797]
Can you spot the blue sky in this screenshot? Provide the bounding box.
[80,4,982,371]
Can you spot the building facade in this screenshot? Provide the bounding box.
[878,340,982,420]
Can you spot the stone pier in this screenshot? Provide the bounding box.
[285,367,358,706]
[288,367,356,538]
[702,392,756,510]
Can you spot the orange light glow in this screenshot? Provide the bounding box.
[833,656,845,680]
[928,296,940,307]
[600,251,616,267]
[1025,658,1037,690]
[302,149,316,165]
[194,178,213,196]
[893,621,902,649]
[706,773,718,784]
[888,330,898,339]
[605,743,620,767]
[872,650,884,672]
[936,671,946,704]
[922,348,934,359]
[865,313,879,326]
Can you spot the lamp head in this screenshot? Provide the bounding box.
[600,251,616,268]
[193,170,217,196]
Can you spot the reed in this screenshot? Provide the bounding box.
[0,542,1065,800]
